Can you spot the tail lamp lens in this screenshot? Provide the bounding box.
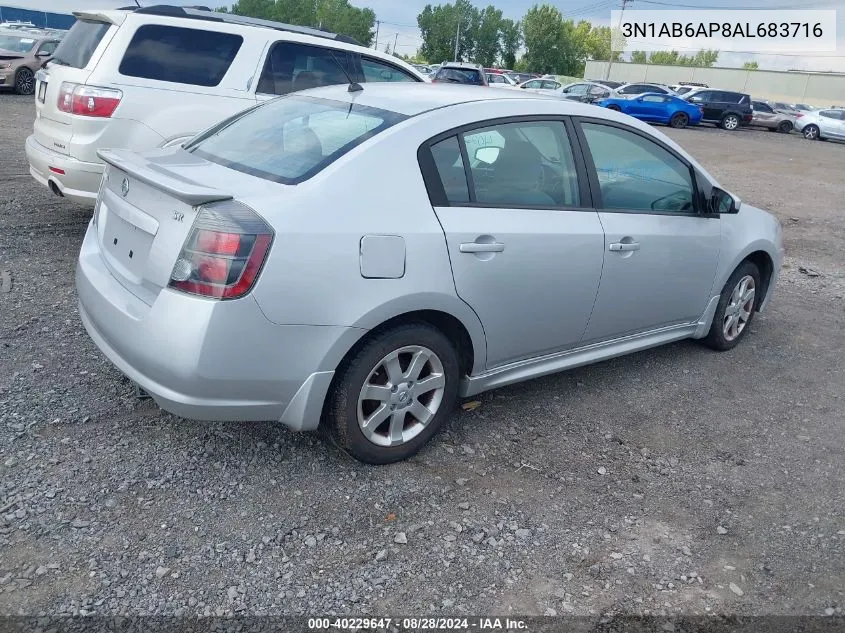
[168,201,273,300]
[57,82,122,118]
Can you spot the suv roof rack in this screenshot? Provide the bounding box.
[133,5,362,46]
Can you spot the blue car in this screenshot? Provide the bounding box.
[597,92,703,128]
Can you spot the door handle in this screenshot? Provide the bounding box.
[460,242,505,253]
[609,241,640,252]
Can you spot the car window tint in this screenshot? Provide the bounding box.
[461,121,579,207]
[51,19,110,69]
[436,67,483,84]
[37,41,58,55]
[190,95,404,184]
[257,42,354,95]
[569,83,588,95]
[649,86,667,94]
[642,95,666,103]
[361,57,418,83]
[819,110,843,119]
[430,136,470,204]
[582,123,694,214]
[119,25,242,87]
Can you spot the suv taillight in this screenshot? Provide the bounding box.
[57,82,122,117]
[168,201,273,300]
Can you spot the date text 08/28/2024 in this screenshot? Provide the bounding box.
[307,617,530,630]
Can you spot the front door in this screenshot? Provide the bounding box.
[575,119,721,343]
[687,90,719,121]
[424,119,605,368]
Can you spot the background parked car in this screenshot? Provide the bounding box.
[432,63,487,86]
[598,92,702,128]
[555,81,612,103]
[505,72,538,84]
[613,82,677,99]
[517,77,562,93]
[683,89,753,131]
[587,78,625,90]
[794,108,845,141]
[25,5,425,206]
[486,72,518,88]
[793,103,816,112]
[0,29,60,95]
[750,101,797,133]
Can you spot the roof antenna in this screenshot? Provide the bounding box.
[132,0,141,7]
[330,51,363,93]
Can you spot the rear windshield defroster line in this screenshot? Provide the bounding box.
[188,94,408,185]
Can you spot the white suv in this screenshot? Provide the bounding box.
[26,5,425,206]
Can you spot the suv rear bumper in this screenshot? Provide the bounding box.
[25,135,103,206]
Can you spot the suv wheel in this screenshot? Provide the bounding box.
[14,68,35,96]
[323,323,460,464]
[803,124,820,140]
[720,113,740,130]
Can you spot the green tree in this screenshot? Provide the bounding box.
[521,4,564,74]
[631,50,647,63]
[499,18,521,68]
[418,0,478,64]
[743,60,759,70]
[474,5,504,67]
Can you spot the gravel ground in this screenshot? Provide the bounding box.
[1,93,843,618]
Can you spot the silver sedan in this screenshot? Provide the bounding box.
[77,84,783,464]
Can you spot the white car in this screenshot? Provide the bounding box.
[516,77,562,94]
[612,82,677,100]
[485,73,518,89]
[794,108,845,141]
[76,83,782,464]
[25,5,425,206]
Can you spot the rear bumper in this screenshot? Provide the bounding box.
[25,134,103,206]
[76,221,359,430]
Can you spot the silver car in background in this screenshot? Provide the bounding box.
[77,84,783,464]
[794,108,845,141]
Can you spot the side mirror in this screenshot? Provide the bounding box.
[475,147,500,164]
[711,186,739,214]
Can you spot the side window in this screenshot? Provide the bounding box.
[543,80,561,90]
[569,83,588,95]
[581,122,695,214]
[642,95,666,103]
[119,25,243,87]
[755,103,773,113]
[37,41,58,55]
[430,136,470,204]
[819,110,843,120]
[461,121,580,208]
[257,42,354,96]
[361,57,418,83]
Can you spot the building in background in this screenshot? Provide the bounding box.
[584,60,845,108]
[0,4,75,29]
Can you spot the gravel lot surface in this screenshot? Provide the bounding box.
[1,93,843,618]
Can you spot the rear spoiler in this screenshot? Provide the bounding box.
[72,10,129,25]
[97,149,233,207]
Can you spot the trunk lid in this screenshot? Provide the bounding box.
[95,148,283,305]
[33,16,119,156]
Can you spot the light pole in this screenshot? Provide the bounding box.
[454,14,462,61]
[605,0,630,80]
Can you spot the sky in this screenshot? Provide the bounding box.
[16,0,845,71]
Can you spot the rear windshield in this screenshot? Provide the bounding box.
[51,19,110,69]
[187,95,407,184]
[436,67,483,85]
[0,34,37,53]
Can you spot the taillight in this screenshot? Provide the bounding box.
[168,200,273,300]
[57,82,122,117]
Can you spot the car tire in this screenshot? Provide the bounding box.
[720,113,740,130]
[777,121,793,133]
[669,112,689,128]
[701,260,761,352]
[803,124,820,140]
[14,68,35,96]
[323,322,460,464]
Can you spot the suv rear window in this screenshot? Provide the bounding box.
[256,42,356,95]
[188,95,407,184]
[119,25,243,87]
[435,67,483,85]
[51,19,110,69]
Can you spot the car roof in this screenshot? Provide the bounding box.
[287,82,585,116]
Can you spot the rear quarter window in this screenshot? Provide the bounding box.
[118,25,243,87]
[52,19,111,69]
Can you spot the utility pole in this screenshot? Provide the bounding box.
[453,14,461,61]
[373,20,380,50]
[605,0,630,80]
[393,32,399,56]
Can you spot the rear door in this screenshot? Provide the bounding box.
[34,16,118,155]
[818,110,845,138]
[575,118,720,342]
[752,101,776,126]
[422,118,605,368]
[686,90,719,121]
[629,95,668,121]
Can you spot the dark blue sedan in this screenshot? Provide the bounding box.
[597,92,703,128]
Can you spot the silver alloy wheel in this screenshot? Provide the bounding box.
[16,69,35,95]
[357,345,446,447]
[723,115,739,130]
[804,125,819,140]
[723,275,756,342]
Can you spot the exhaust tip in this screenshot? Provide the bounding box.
[48,180,64,197]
